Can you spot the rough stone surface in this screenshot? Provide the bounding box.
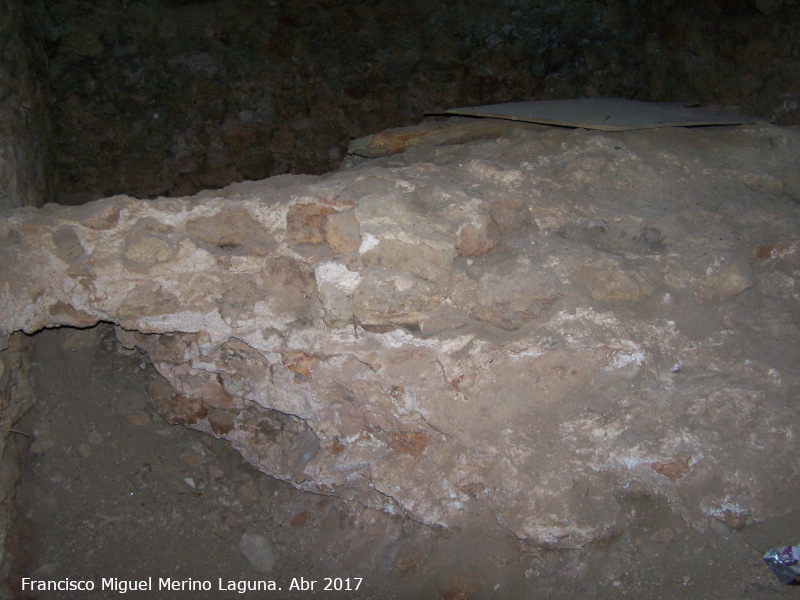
[1,124,800,548]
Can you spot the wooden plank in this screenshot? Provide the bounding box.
[347,117,537,158]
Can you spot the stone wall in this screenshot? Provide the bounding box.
[0,0,53,209]
[1,0,799,583]
[1,122,798,548]
[34,0,800,200]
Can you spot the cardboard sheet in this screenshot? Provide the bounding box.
[445,98,766,131]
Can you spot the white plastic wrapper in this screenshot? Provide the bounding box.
[763,545,800,585]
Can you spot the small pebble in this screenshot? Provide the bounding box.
[238,532,277,573]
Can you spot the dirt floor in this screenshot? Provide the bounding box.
[5,325,796,599]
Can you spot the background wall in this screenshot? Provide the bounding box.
[19,0,800,202]
[0,0,53,209]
